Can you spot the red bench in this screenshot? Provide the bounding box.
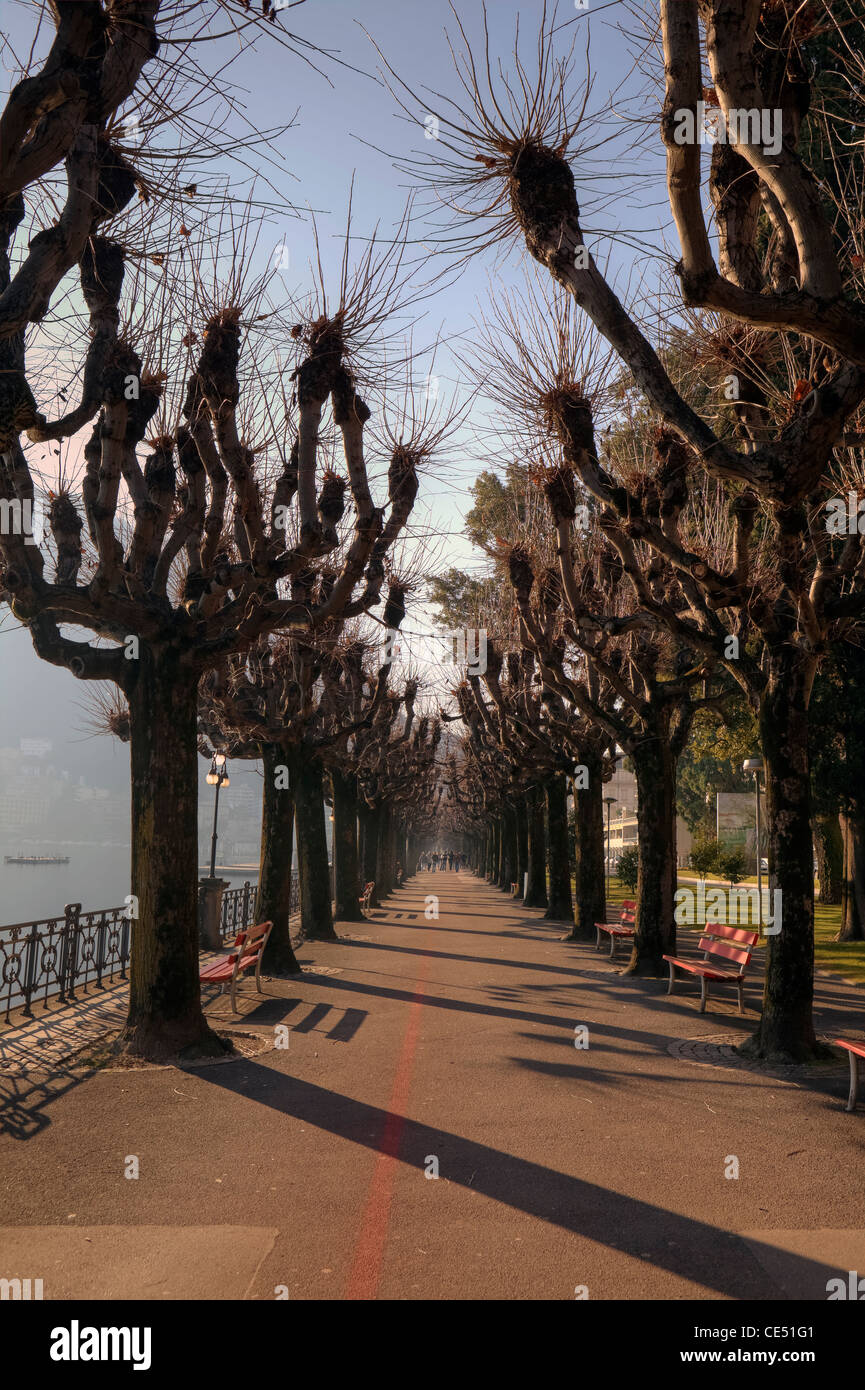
[664,923,758,1014]
[835,1038,865,1112]
[199,920,273,1013]
[359,881,375,913]
[595,900,636,958]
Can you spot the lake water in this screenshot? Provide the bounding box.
[0,839,259,927]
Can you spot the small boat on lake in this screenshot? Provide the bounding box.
[4,854,71,865]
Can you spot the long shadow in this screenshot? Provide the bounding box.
[341,937,592,979]
[294,964,747,1052]
[187,1059,844,1299]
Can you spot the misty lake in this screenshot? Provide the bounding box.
[0,840,259,926]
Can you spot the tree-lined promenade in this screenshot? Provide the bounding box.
[1,0,865,1303]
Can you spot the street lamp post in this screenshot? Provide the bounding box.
[743,756,764,933]
[603,796,617,894]
[206,753,229,879]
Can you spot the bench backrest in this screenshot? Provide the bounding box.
[228,921,273,971]
[360,881,375,898]
[698,923,758,973]
[619,901,636,924]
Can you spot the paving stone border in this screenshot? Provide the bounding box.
[668,1032,849,1079]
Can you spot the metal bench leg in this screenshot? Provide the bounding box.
[230,974,238,1014]
[699,975,709,1013]
[609,933,616,959]
[666,961,675,996]
[255,957,263,993]
[846,1052,859,1113]
[737,980,744,1015]
[595,927,601,952]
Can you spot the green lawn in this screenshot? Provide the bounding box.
[568,876,865,986]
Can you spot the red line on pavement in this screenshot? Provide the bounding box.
[344,963,429,1300]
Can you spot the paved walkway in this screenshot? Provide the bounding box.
[1,871,864,1300]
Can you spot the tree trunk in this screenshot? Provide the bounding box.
[624,735,677,976]
[524,786,548,908]
[256,744,301,973]
[500,805,517,890]
[740,659,829,1062]
[814,811,843,905]
[118,648,226,1061]
[358,800,380,906]
[331,767,364,922]
[487,819,499,881]
[377,803,395,898]
[515,801,529,898]
[839,809,865,941]
[566,755,606,942]
[544,774,574,921]
[295,756,337,941]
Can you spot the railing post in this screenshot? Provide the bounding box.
[64,903,81,1000]
[22,924,38,1017]
[243,880,252,927]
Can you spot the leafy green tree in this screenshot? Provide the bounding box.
[689,835,722,881]
[617,846,639,893]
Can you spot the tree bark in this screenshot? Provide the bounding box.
[624,735,677,976]
[500,805,517,890]
[118,647,227,1061]
[515,800,529,898]
[566,756,606,942]
[544,774,574,920]
[331,767,364,922]
[839,809,865,941]
[359,800,381,906]
[256,744,301,974]
[524,786,548,908]
[376,803,395,899]
[815,811,843,906]
[295,756,337,941]
[740,659,829,1061]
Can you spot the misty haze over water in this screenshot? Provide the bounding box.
[0,625,266,925]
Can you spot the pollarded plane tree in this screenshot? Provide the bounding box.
[0,7,424,1060]
[507,518,729,976]
[453,669,538,896]
[487,559,618,940]
[385,1,865,1057]
[199,585,407,962]
[469,636,579,920]
[353,685,441,898]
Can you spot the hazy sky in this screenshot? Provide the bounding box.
[0,0,669,780]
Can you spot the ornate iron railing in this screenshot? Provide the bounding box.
[0,904,131,1025]
[219,875,299,940]
[0,874,298,1027]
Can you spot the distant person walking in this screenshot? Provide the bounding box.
[431,851,439,872]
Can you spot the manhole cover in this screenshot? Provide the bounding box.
[668,1033,848,1078]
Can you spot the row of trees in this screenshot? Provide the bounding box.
[0,0,444,1060]
[411,0,865,1062]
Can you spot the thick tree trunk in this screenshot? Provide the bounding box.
[377,803,395,898]
[500,806,517,890]
[839,809,865,941]
[359,801,381,906]
[487,819,499,881]
[624,736,677,976]
[118,648,226,1061]
[515,801,529,898]
[566,756,606,942]
[295,756,337,941]
[740,660,828,1062]
[331,768,364,922]
[815,811,843,905]
[256,744,301,974]
[545,774,574,921]
[524,786,548,908]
